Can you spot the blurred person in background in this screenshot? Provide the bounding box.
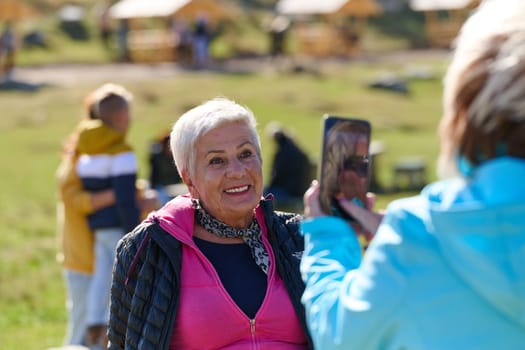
[300,1,525,349]
[264,123,312,212]
[76,83,141,349]
[108,97,312,349]
[170,18,192,65]
[96,1,112,50]
[148,130,182,205]
[192,15,210,68]
[116,18,130,62]
[0,21,17,81]
[56,87,116,347]
[268,15,290,59]
[57,84,156,348]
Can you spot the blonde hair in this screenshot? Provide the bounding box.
[170,97,261,179]
[61,83,132,160]
[82,89,99,120]
[91,83,133,123]
[438,0,525,177]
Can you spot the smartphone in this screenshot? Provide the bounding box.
[319,115,371,222]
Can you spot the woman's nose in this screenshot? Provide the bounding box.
[226,158,245,178]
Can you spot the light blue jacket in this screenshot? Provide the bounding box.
[300,157,525,350]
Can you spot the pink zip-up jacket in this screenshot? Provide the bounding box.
[151,195,309,349]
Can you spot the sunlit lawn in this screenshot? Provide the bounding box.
[0,48,447,349]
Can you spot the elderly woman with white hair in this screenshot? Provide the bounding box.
[108,97,312,349]
[300,1,525,349]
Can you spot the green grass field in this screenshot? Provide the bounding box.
[0,55,447,349]
[0,7,450,345]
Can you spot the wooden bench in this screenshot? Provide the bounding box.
[392,157,427,191]
[293,23,360,57]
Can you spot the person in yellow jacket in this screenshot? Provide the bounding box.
[56,86,116,347]
[56,85,159,347]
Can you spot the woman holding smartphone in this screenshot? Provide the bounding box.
[300,1,525,349]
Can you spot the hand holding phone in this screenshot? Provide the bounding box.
[319,115,371,222]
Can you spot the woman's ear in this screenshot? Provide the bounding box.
[180,169,191,186]
[181,170,198,198]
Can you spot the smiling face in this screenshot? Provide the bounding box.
[184,121,263,228]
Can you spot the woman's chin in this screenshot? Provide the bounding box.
[222,195,259,216]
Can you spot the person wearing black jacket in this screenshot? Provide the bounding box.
[265,126,313,211]
[108,97,313,349]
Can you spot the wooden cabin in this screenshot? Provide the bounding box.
[410,0,480,48]
[0,0,37,21]
[109,0,230,62]
[276,0,383,57]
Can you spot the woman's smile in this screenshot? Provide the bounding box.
[224,185,250,194]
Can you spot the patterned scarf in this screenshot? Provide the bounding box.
[193,199,270,274]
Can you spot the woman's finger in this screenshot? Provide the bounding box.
[338,197,383,234]
[303,180,326,218]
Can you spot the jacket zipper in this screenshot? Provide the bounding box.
[250,318,258,350]
[184,242,270,349]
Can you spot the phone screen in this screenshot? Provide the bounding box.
[319,115,371,221]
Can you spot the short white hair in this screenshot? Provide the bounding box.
[438,0,525,178]
[170,97,261,179]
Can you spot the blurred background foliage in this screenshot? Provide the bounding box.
[15,0,426,65]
